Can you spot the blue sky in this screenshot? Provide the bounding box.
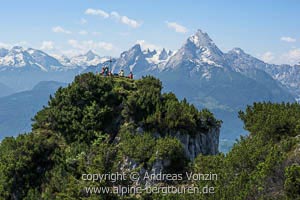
[0,0,300,64]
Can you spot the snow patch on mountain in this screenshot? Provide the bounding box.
[145,48,174,65]
[57,50,109,68]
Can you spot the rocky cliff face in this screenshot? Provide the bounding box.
[172,127,220,160]
[136,125,220,160]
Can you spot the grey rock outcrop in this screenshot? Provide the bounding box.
[172,126,220,160]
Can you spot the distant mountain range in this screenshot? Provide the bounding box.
[0,46,64,72]
[0,82,14,97]
[1,29,299,148]
[55,50,110,68]
[1,33,299,99]
[0,81,67,140]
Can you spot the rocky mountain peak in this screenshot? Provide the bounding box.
[164,29,225,70]
[130,44,142,53]
[11,46,25,53]
[229,48,246,55]
[159,48,168,60]
[187,29,214,48]
[84,50,98,60]
[184,30,223,57]
[144,49,157,58]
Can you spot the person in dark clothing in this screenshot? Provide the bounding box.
[128,71,133,79]
[101,67,105,75]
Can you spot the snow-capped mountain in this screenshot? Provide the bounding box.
[58,50,109,68]
[148,29,227,77]
[112,44,173,74]
[112,44,174,74]
[0,47,110,72]
[0,47,79,92]
[0,46,64,72]
[225,47,300,99]
[185,29,224,65]
[145,30,294,105]
[112,44,148,73]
